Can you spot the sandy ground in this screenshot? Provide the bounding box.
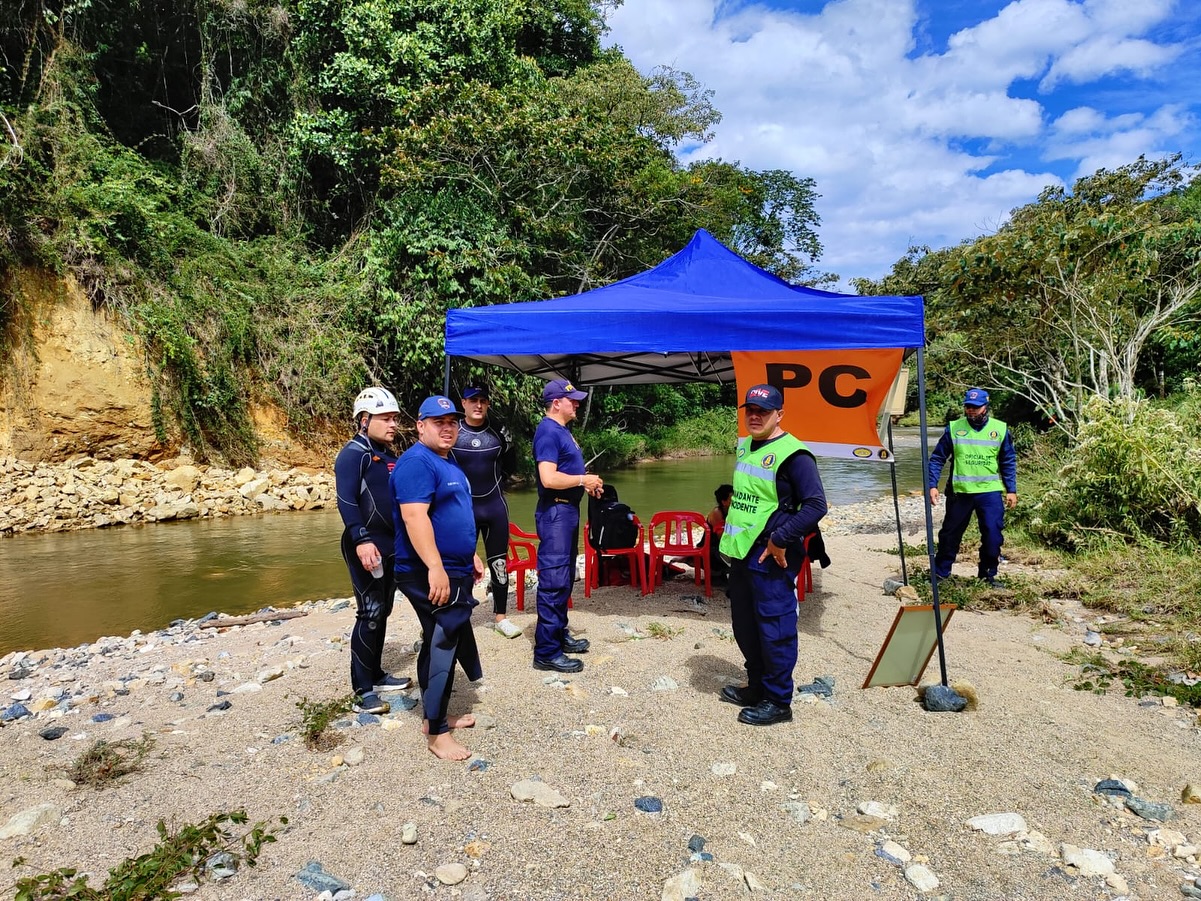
[2,520,1200,901]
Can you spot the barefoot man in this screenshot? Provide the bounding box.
[391,395,484,760]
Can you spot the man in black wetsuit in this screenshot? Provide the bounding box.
[452,386,522,639]
[334,386,412,715]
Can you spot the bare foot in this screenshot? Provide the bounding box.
[427,731,471,760]
[422,714,476,734]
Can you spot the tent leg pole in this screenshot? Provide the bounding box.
[916,348,949,687]
[887,417,907,584]
[442,355,451,397]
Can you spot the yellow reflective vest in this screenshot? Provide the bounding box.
[720,433,809,560]
[948,416,1007,494]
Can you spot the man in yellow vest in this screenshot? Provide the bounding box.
[927,387,1018,586]
[719,385,828,726]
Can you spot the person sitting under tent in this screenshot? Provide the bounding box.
[707,483,733,583]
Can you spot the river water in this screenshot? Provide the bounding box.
[0,430,931,655]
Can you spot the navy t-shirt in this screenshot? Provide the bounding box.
[390,442,477,578]
[533,417,585,508]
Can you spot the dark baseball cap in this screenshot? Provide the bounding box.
[739,384,784,411]
[543,379,588,403]
[462,386,488,400]
[963,387,989,406]
[417,395,464,420]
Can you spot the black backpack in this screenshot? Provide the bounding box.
[588,484,639,550]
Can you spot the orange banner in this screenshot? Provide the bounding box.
[732,349,905,462]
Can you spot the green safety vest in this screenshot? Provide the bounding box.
[720,432,809,560]
[948,416,1007,494]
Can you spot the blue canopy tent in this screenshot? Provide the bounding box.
[445,229,924,384]
[444,229,953,690]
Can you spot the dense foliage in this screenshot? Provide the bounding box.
[858,156,1201,439]
[1026,392,1201,549]
[0,0,827,461]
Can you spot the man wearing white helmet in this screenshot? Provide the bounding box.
[335,386,412,714]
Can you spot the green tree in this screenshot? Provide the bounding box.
[863,156,1201,436]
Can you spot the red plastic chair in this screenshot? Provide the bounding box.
[584,516,647,597]
[507,522,539,612]
[796,532,814,603]
[646,511,711,597]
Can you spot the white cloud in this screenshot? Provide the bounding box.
[1041,36,1181,87]
[605,0,1193,284]
[1046,104,1192,177]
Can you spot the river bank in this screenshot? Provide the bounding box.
[2,517,1200,900]
[0,456,334,535]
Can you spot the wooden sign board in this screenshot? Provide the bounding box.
[862,604,957,688]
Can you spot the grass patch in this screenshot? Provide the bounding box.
[66,735,155,789]
[645,622,684,640]
[295,695,354,751]
[1067,651,1201,707]
[10,810,286,900]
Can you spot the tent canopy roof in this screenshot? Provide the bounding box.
[444,229,925,385]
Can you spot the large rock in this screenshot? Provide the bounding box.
[164,465,202,492]
[0,803,61,839]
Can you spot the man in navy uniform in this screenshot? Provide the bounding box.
[531,379,604,673]
[452,386,522,638]
[719,385,827,726]
[927,387,1018,587]
[334,387,412,715]
[392,395,484,760]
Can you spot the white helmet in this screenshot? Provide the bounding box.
[353,387,400,420]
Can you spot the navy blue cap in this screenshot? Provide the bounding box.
[739,384,784,411]
[462,386,488,400]
[963,387,989,406]
[543,379,588,403]
[417,396,463,420]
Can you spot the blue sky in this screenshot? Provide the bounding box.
[605,0,1201,285]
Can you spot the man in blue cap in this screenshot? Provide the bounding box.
[391,395,484,760]
[719,384,827,726]
[531,378,604,673]
[927,387,1018,587]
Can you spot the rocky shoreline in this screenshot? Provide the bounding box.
[0,453,934,539]
[0,456,334,535]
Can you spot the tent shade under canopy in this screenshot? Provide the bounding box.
[444,230,925,384]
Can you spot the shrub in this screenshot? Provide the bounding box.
[295,695,354,750]
[1027,396,1201,549]
[10,810,285,900]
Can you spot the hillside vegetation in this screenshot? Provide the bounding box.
[1,0,824,460]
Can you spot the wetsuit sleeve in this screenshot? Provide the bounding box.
[334,444,372,545]
[499,425,517,480]
[768,453,828,548]
[926,428,953,490]
[999,431,1017,493]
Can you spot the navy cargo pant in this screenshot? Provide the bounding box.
[340,530,395,698]
[533,501,578,661]
[398,576,482,736]
[727,557,800,707]
[934,490,1005,580]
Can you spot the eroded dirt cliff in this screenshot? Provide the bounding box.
[0,268,332,466]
